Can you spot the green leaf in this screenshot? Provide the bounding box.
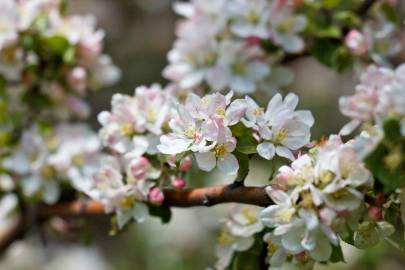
[260,39,279,53]
[330,245,345,263]
[335,11,361,27]
[228,235,264,270]
[365,143,404,193]
[236,135,257,154]
[40,35,70,55]
[310,38,352,71]
[231,123,250,137]
[383,117,401,143]
[380,3,401,25]
[147,204,172,224]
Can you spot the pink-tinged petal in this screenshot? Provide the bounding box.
[217,154,239,175]
[195,152,216,172]
[257,142,275,160]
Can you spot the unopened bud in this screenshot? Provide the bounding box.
[149,187,164,205]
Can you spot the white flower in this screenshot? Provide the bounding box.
[228,0,271,39]
[88,156,150,229]
[243,93,313,161]
[226,205,264,237]
[269,1,307,53]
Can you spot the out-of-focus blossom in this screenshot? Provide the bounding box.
[345,29,368,56]
[340,64,405,136]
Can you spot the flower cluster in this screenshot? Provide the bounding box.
[344,13,402,64]
[259,135,374,267]
[0,0,120,120]
[2,124,101,204]
[98,84,176,158]
[158,91,313,175]
[339,64,405,137]
[163,0,305,94]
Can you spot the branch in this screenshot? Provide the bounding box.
[0,216,27,253]
[357,0,377,15]
[38,185,272,217]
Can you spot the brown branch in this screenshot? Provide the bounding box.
[38,185,272,217]
[0,216,27,254]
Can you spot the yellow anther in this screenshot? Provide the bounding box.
[247,10,259,24]
[72,154,85,166]
[242,206,258,224]
[120,123,134,136]
[233,61,246,75]
[214,144,227,157]
[215,107,226,117]
[273,128,288,144]
[318,170,335,188]
[120,196,135,210]
[183,127,196,139]
[41,165,57,179]
[267,240,278,257]
[253,107,264,116]
[276,208,295,223]
[218,229,235,246]
[300,191,314,209]
[331,189,350,199]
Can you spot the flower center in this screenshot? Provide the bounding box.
[300,191,313,208]
[202,51,216,66]
[184,127,196,139]
[120,123,134,136]
[331,188,350,199]
[146,108,157,123]
[214,144,227,157]
[273,128,288,144]
[277,208,295,223]
[267,240,278,257]
[247,10,259,24]
[218,230,235,246]
[215,107,226,118]
[242,206,257,224]
[318,170,335,188]
[253,107,264,116]
[72,154,85,166]
[41,165,57,179]
[233,61,246,75]
[120,196,135,210]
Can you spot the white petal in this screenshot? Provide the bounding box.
[275,146,295,160]
[195,152,216,172]
[217,154,239,175]
[257,142,275,160]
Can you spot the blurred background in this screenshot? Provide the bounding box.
[1,0,405,269]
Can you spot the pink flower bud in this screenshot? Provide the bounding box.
[79,39,102,61]
[67,67,87,95]
[179,156,192,171]
[171,177,186,189]
[245,36,261,46]
[345,30,368,56]
[275,166,294,189]
[368,207,382,220]
[149,187,164,205]
[128,157,151,180]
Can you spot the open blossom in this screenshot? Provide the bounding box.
[99,84,175,157]
[268,0,307,53]
[2,124,101,204]
[86,156,152,229]
[158,92,242,175]
[339,64,405,136]
[237,93,314,160]
[214,205,263,270]
[164,0,308,94]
